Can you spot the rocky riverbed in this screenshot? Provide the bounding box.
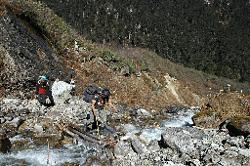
[0,86,249,166]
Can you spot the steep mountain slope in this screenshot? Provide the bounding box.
[1,0,249,112]
[40,0,250,82]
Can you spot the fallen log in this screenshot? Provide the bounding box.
[57,123,103,145]
[68,127,103,145]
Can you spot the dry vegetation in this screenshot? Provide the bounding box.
[62,49,197,110]
[193,92,250,128]
[2,0,250,115]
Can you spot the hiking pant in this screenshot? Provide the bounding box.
[37,91,54,107]
[87,109,108,123]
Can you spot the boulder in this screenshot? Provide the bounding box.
[114,140,136,157]
[122,124,140,135]
[139,128,162,147]
[33,124,44,133]
[0,117,6,124]
[161,127,205,157]
[136,108,151,117]
[130,135,149,154]
[5,117,25,128]
[51,80,75,104]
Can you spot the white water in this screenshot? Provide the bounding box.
[0,107,200,165]
[161,107,200,128]
[0,144,96,166]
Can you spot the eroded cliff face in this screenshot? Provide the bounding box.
[0,7,65,97]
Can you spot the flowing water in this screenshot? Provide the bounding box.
[0,143,100,166]
[0,107,199,166]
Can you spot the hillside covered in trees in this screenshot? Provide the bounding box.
[41,0,250,82]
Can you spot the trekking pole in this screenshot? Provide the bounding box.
[47,138,50,166]
[93,109,100,138]
[96,117,100,138]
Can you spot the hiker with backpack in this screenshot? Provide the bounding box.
[36,75,54,106]
[83,85,117,130]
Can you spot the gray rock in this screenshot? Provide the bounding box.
[219,158,241,166]
[0,117,6,124]
[130,136,149,154]
[154,156,161,161]
[139,128,162,146]
[5,115,14,121]
[8,117,25,128]
[225,136,245,148]
[136,108,151,117]
[163,161,185,166]
[114,140,136,157]
[245,135,250,148]
[122,124,140,135]
[202,148,221,164]
[238,149,250,157]
[2,98,21,105]
[147,140,160,152]
[162,127,203,157]
[33,124,44,133]
[223,149,239,157]
[186,159,201,166]
[52,80,74,104]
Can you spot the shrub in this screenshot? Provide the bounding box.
[102,51,120,63]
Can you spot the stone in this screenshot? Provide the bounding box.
[122,124,139,133]
[162,127,204,157]
[5,115,14,121]
[136,108,151,117]
[114,140,136,158]
[161,108,199,127]
[8,117,25,128]
[225,136,245,148]
[223,149,239,157]
[154,156,161,161]
[139,128,162,146]
[121,124,140,140]
[33,124,44,133]
[0,117,6,124]
[147,140,160,152]
[187,159,201,166]
[219,158,241,166]
[238,149,250,157]
[130,135,149,154]
[51,80,75,104]
[163,161,185,166]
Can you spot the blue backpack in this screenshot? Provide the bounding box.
[83,85,101,103]
[83,85,111,103]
